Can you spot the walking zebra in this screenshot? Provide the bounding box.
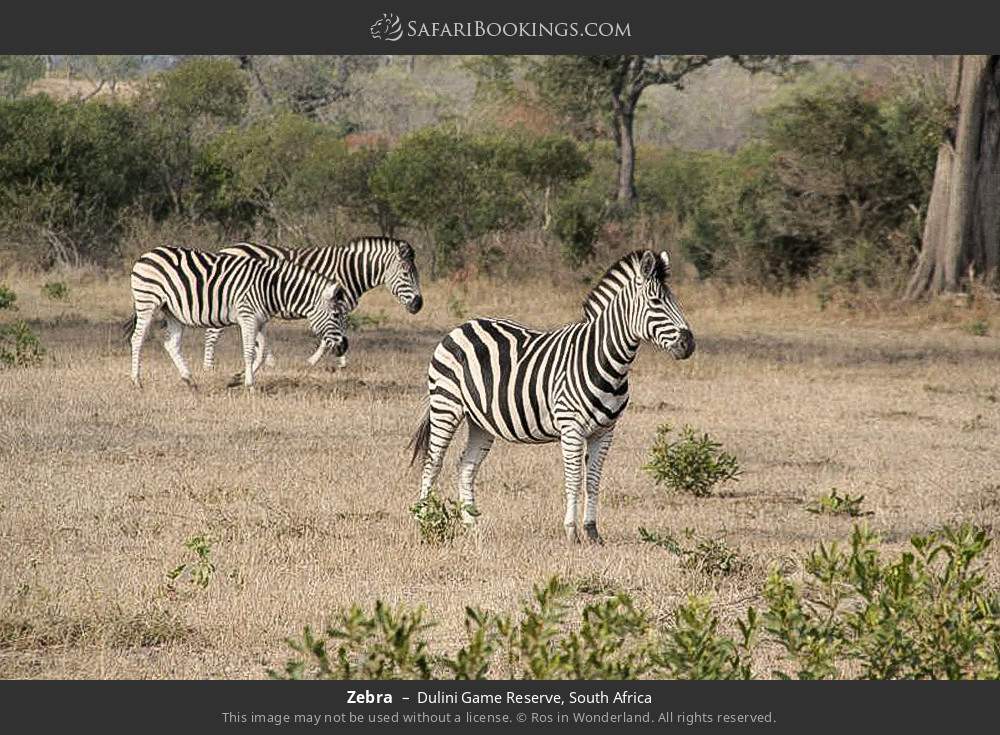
[127,247,349,388]
[202,237,422,371]
[409,250,695,544]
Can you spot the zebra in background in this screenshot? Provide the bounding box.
[202,237,422,371]
[409,250,695,544]
[127,247,349,389]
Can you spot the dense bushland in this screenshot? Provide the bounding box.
[0,58,947,294]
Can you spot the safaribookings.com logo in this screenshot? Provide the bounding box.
[370,13,631,41]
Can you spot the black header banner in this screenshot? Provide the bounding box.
[2,0,1000,54]
[1,680,996,734]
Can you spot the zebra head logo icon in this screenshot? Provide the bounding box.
[370,13,403,41]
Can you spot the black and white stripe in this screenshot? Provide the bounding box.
[127,247,349,388]
[202,237,422,370]
[409,250,695,543]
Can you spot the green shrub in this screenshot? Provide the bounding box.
[409,490,477,545]
[643,424,741,497]
[270,601,434,680]
[0,284,16,309]
[639,527,748,577]
[763,523,1000,679]
[0,321,45,367]
[166,535,216,590]
[654,597,757,680]
[963,320,989,337]
[806,489,872,517]
[41,281,69,301]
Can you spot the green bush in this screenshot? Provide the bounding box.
[643,424,741,497]
[0,284,16,310]
[806,489,872,517]
[763,524,1000,680]
[166,535,216,590]
[409,490,477,545]
[0,321,45,367]
[275,523,1000,680]
[41,281,69,301]
[640,527,748,576]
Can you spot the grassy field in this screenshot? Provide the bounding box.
[2,267,1000,678]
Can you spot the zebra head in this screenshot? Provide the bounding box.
[384,240,423,314]
[308,282,350,358]
[632,251,695,360]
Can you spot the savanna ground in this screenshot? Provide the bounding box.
[2,267,1000,679]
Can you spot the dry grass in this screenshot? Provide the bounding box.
[2,267,1000,679]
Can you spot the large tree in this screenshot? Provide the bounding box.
[530,55,792,208]
[906,55,1000,299]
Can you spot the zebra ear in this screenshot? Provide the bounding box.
[639,251,658,281]
[397,242,415,262]
[322,283,345,304]
[659,251,672,279]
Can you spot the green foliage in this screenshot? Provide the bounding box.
[0,95,158,264]
[763,524,1000,679]
[276,525,1000,680]
[0,321,45,367]
[271,601,433,680]
[640,527,748,577]
[372,126,587,273]
[0,284,16,310]
[806,489,872,517]
[643,424,741,497]
[409,490,477,545]
[166,535,216,589]
[654,597,757,679]
[41,281,69,301]
[0,56,45,100]
[963,320,989,337]
[345,310,388,331]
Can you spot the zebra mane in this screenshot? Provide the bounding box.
[343,236,412,257]
[582,250,668,319]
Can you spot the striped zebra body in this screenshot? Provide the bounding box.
[410,250,695,544]
[202,237,422,370]
[127,247,348,388]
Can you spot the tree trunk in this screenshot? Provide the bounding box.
[906,55,1000,299]
[612,96,638,207]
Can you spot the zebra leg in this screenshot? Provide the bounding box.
[161,315,195,388]
[203,328,223,370]
[337,353,347,369]
[559,428,587,544]
[583,430,614,545]
[130,308,156,388]
[419,399,464,500]
[456,423,494,524]
[252,323,269,374]
[306,341,328,367]
[237,315,261,387]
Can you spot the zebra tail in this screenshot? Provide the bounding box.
[408,403,431,467]
[122,313,137,343]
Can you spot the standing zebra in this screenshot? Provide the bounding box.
[127,247,349,388]
[202,237,422,371]
[409,250,695,544]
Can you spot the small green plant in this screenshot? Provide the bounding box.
[409,491,478,544]
[345,310,388,331]
[447,294,467,320]
[963,320,989,337]
[0,285,16,310]
[762,523,1000,680]
[270,601,434,680]
[41,281,69,301]
[643,424,741,497]
[166,535,216,589]
[640,527,748,577]
[654,596,757,679]
[806,489,873,517]
[0,321,45,368]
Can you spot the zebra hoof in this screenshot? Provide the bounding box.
[181,376,198,391]
[131,378,143,390]
[583,523,604,546]
[564,524,581,544]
